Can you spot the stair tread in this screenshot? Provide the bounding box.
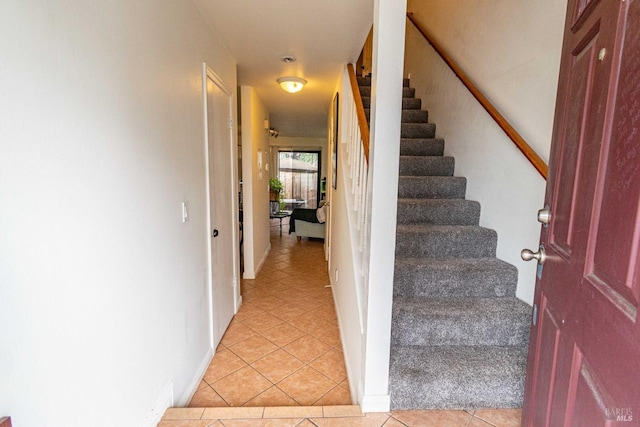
[400,139,444,156]
[394,257,518,298]
[364,109,430,124]
[393,296,531,316]
[396,225,497,258]
[389,345,528,410]
[392,296,531,347]
[396,224,495,233]
[398,176,467,199]
[399,156,453,176]
[400,138,444,144]
[397,199,480,226]
[397,198,475,203]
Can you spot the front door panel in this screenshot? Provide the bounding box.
[522,0,640,425]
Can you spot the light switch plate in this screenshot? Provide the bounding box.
[182,201,189,223]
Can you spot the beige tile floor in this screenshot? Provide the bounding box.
[189,219,350,407]
[173,218,523,426]
[160,406,522,426]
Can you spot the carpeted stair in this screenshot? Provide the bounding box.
[358,76,531,410]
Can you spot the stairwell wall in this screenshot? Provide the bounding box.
[0,2,236,426]
[404,0,567,304]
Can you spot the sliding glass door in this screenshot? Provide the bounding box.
[278,151,321,210]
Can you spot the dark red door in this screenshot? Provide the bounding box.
[522,0,640,425]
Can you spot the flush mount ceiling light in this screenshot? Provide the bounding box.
[277,76,307,94]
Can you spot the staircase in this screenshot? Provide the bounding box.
[358,77,531,410]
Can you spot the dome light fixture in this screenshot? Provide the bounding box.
[277,76,307,94]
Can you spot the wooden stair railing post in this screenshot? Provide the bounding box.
[0,417,12,427]
[347,63,370,164]
[407,12,548,180]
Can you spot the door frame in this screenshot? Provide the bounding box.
[202,63,240,350]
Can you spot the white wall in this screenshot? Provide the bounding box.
[404,0,567,304]
[327,70,367,407]
[0,2,236,426]
[240,87,271,279]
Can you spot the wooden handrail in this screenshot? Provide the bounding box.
[0,416,12,427]
[347,64,370,164]
[407,13,548,180]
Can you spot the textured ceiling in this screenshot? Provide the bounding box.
[192,0,373,138]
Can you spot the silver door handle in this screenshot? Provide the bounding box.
[521,246,546,265]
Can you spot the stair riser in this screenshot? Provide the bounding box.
[400,139,444,156]
[357,76,371,86]
[401,123,436,139]
[357,77,410,87]
[399,156,454,176]
[396,200,480,225]
[391,304,531,347]
[402,98,421,110]
[362,97,422,109]
[395,227,497,258]
[359,86,414,98]
[397,177,466,199]
[365,110,429,124]
[389,346,528,410]
[393,259,518,298]
[401,110,428,123]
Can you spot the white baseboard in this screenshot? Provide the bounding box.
[361,394,391,413]
[242,243,271,279]
[254,242,271,275]
[177,347,214,406]
[144,380,174,427]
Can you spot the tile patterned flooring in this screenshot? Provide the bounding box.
[189,220,350,408]
[160,406,522,426]
[172,219,523,426]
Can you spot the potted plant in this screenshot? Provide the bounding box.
[269,177,284,202]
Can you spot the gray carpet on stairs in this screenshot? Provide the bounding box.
[389,346,528,409]
[356,77,531,410]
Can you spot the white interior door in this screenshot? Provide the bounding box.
[204,66,237,349]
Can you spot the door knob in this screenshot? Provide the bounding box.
[521,246,546,264]
[212,229,219,238]
[537,207,551,225]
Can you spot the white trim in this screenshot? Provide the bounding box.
[205,66,232,96]
[330,283,357,405]
[202,62,240,348]
[207,65,241,314]
[360,394,391,413]
[202,63,215,349]
[243,242,271,279]
[177,347,214,406]
[143,381,174,427]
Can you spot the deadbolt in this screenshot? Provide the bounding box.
[537,207,551,225]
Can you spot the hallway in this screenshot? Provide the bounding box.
[178,221,523,426]
[189,220,351,407]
